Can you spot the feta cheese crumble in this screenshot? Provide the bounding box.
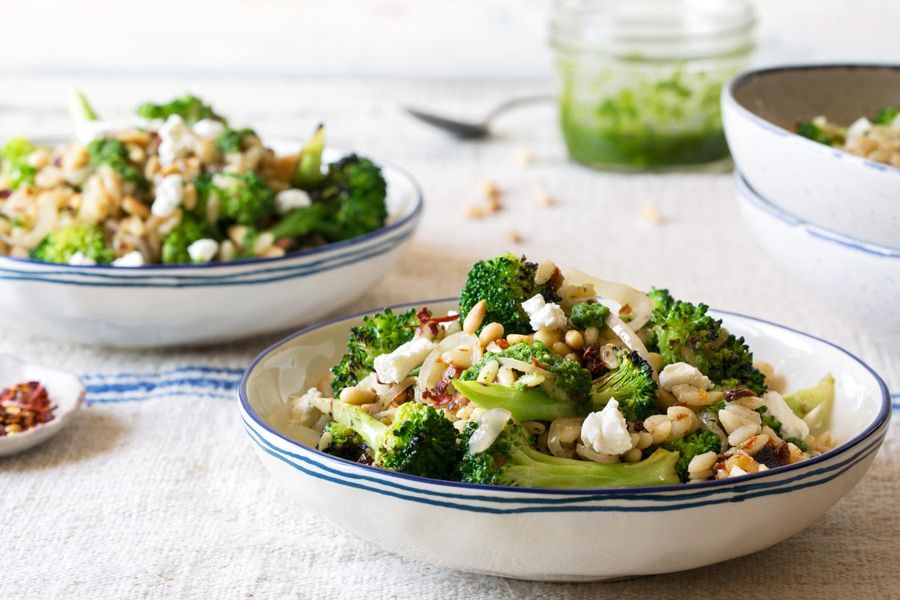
[187,238,220,263]
[192,118,226,140]
[580,398,633,456]
[659,362,713,392]
[275,188,312,214]
[111,250,145,267]
[67,251,97,266]
[151,174,184,217]
[761,391,809,440]
[373,337,436,384]
[158,115,196,165]
[521,294,567,331]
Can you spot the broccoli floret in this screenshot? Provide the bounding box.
[136,94,224,124]
[785,437,809,452]
[461,341,592,406]
[161,217,218,264]
[331,400,461,480]
[459,254,560,335]
[648,291,766,395]
[87,138,149,192]
[661,429,722,482]
[569,301,610,330]
[872,106,899,125]
[589,350,657,422]
[796,121,836,145]
[0,138,37,190]
[320,421,369,462]
[460,420,680,488]
[293,124,325,190]
[317,154,387,241]
[330,307,420,396]
[30,223,114,264]
[195,172,275,226]
[216,128,257,155]
[756,405,782,436]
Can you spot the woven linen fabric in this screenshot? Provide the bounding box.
[2,80,897,599]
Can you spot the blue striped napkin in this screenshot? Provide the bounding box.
[82,365,244,404]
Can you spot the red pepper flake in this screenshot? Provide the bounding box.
[0,381,55,436]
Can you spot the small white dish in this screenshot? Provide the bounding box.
[722,64,900,249]
[0,144,423,348]
[735,171,900,343]
[0,354,85,457]
[240,299,890,581]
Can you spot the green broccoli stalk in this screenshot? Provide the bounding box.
[661,429,722,482]
[136,94,224,124]
[872,106,899,125]
[30,223,114,264]
[160,217,219,264]
[458,254,561,335]
[460,420,680,488]
[460,341,592,407]
[330,400,461,480]
[0,138,37,190]
[330,307,420,395]
[87,138,149,193]
[69,90,99,122]
[568,300,610,330]
[293,124,326,190]
[195,172,275,226]
[268,202,335,241]
[784,374,835,437]
[452,380,579,422]
[647,289,766,395]
[320,421,369,461]
[589,350,658,422]
[796,121,836,146]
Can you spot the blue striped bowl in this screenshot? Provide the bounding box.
[240,299,890,581]
[0,147,423,347]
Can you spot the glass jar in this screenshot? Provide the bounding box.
[550,0,755,170]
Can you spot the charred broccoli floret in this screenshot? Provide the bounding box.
[30,223,114,265]
[195,172,275,226]
[460,420,679,488]
[136,94,224,124]
[568,300,610,330]
[330,307,420,396]
[320,421,368,462]
[647,289,766,395]
[661,428,722,482]
[0,138,36,191]
[330,400,461,480]
[590,350,657,422]
[458,254,560,335]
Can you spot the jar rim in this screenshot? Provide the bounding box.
[550,0,756,59]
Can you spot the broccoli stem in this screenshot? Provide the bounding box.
[331,400,388,449]
[453,380,579,421]
[69,90,99,122]
[293,124,325,190]
[505,447,680,488]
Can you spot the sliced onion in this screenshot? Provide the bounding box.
[605,312,655,378]
[467,408,511,454]
[417,332,481,393]
[497,357,552,379]
[564,268,653,331]
[699,411,728,451]
[576,443,620,464]
[548,416,583,458]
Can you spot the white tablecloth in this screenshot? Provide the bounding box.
[2,80,897,599]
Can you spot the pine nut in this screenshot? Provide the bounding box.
[651,420,672,445]
[564,329,584,350]
[122,196,150,218]
[463,300,487,334]
[728,423,761,447]
[443,345,474,369]
[637,431,653,450]
[534,327,561,346]
[622,448,643,463]
[478,322,504,347]
[564,353,580,363]
[551,341,571,357]
[688,451,718,475]
[497,365,516,387]
[476,359,500,384]
[339,387,375,405]
[584,326,600,345]
[506,334,533,345]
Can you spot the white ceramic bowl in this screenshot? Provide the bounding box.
[722,65,900,249]
[735,171,900,342]
[0,354,84,457]
[0,146,423,348]
[240,299,890,581]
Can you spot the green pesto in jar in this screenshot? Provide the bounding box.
[558,65,731,170]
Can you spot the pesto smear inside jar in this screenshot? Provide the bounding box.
[551,0,755,171]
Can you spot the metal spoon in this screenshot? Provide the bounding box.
[403,94,554,139]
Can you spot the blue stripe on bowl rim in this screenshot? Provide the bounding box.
[722,63,900,176]
[238,297,892,498]
[735,171,900,259]
[0,145,424,275]
[0,226,414,288]
[243,418,886,513]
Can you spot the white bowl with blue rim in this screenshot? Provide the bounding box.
[735,171,900,343]
[239,299,890,581]
[0,146,423,348]
[722,64,900,250]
